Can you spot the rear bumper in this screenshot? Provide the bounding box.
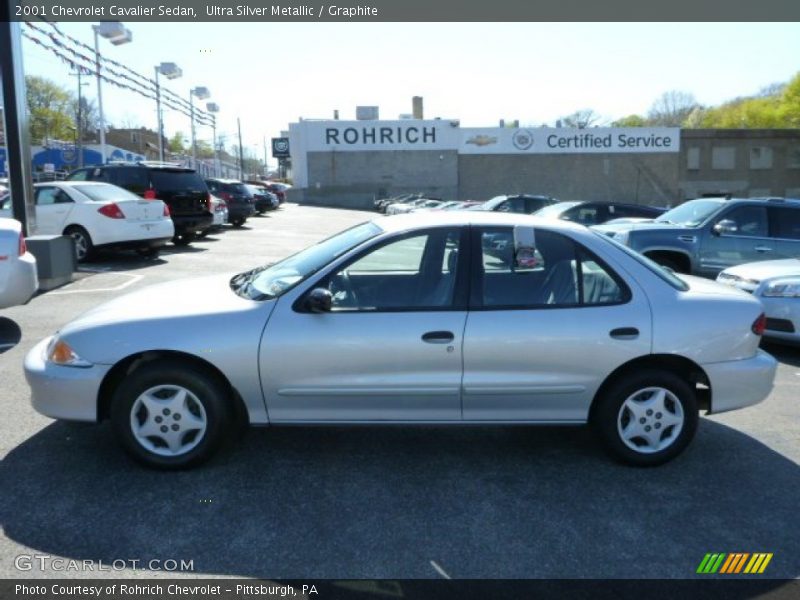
[704,349,777,414]
[172,213,214,235]
[758,296,800,345]
[227,204,256,219]
[0,252,38,309]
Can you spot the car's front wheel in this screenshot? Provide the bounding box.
[593,369,698,466]
[64,225,94,262]
[110,361,233,469]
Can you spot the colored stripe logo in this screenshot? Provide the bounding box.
[697,553,773,574]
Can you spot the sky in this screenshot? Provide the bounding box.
[20,21,800,168]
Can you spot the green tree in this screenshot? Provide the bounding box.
[612,114,647,127]
[168,131,186,153]
[560,109,602,129]
[25,75,75,145]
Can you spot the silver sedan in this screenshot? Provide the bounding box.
[25,212,777,469]
[717,258,800,345]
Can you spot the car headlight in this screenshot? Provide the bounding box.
[762,279,800,298]
[46,336,93,367]
[614,231,629,245]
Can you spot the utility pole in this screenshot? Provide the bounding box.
[262,136,268,178]
[69,69,88,167]
[237,117,244,180]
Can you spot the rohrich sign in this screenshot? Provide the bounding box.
[294,121,680,154]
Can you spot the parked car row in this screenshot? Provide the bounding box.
[0,162,291,263]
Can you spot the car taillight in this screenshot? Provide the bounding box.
[752,313,766,336]
[216,201,227,211]
[98,203,125,219]
[219,192,233,202]
[163,203,170,217]
[18,232,26,256]
[143,189,157,200]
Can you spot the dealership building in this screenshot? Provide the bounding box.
[287,118,800,209]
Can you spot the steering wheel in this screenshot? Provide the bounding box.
[329,270,360,308]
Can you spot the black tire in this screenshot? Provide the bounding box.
[196,230,209,239]
[64,225,94,262]
[231,217,245,228]
[110,360,233,469]
[172,232,196,246]
[592,369,698,467]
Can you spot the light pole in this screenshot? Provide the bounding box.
[154,62,182,162]
[206,102,220,177]
[69,69,89,167]
[92,22,132,164]
[188,86,210,169]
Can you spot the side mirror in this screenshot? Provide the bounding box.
[305,287,333,313]
[713,219,737,236]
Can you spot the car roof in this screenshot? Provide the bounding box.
[373,209,588,234]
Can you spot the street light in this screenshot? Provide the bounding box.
[92,21,132,164]
[154,62,182,162]
[188,86,210,169]
[206,102,220,177]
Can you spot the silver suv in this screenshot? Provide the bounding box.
[594,197,800,276]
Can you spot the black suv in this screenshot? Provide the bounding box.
[205,179,256,227]
[66,162,214,244]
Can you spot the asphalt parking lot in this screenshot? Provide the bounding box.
[0,203,798,580]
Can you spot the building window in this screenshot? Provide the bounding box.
[686,147,700,170]
[787,146,800,169]
[749,146,773,170]
[711,146,736,170]
[131,132,139,143]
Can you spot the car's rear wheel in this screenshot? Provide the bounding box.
[593,369,698,466]
[231,216,245,227]
[110,361,232,469]
[64,226,94,262]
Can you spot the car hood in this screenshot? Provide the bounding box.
[720,259,800,282]
[60,273,261,336]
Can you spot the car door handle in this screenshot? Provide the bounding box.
[755,246,772,253]
[421,331,455,344]
[610,327,639,340]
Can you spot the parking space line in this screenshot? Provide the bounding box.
[429,560,452,579]
[49,273,143,295]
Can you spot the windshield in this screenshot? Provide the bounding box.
[534,201,581,218]
[654,199,725,226]
[231,221,383,300]
[595,231,689,291]
[73,184,142,203]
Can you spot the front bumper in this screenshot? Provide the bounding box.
[24,336,111,422]
[704,349,777,414]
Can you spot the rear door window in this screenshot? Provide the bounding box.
[770,206,800,240]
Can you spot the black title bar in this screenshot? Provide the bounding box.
[7,0,800,22]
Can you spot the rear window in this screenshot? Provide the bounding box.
[223,183,250,194]
[150,170,207,191]
[72,184,142,203]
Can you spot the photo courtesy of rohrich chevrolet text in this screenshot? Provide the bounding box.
[1,1,799,598]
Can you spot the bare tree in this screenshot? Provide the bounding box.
[560,109,602,129]
[647,91,700,126]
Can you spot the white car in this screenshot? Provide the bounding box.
[387,198,440,215]
[0,218,38,309]
[0,182,174,262]
[717,259,800,345]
